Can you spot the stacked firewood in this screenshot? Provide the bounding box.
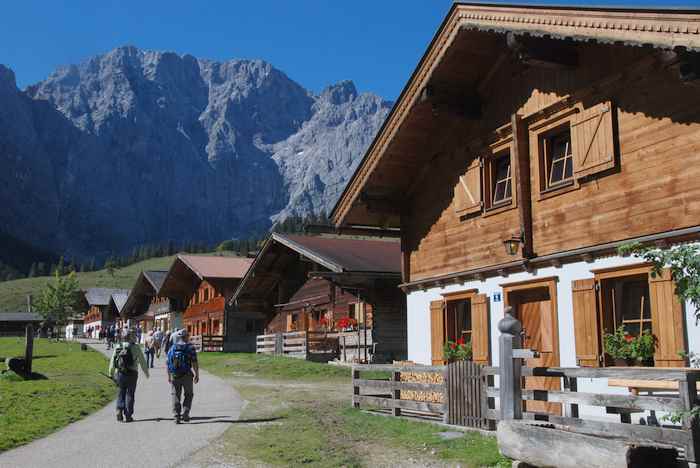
[393,360,444,403]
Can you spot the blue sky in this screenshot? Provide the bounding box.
[1,0,698,99]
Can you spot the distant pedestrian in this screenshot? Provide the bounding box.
[163,330,172,355]
[144,331,155,368]
[109,329,150,423]
[153,328,163,358]
[167,329,199,424]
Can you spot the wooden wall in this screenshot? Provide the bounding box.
[403,43,700,282]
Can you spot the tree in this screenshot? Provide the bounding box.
[104,258,117,277]
[34,271,81,327]
[619,243,700,321]
[28,263,37,278]
[216,239,235,252]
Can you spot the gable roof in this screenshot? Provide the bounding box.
[143,270,168,291]
[229,233,401,308]
[330,2,700,227]
[110,291,130,314]
[177,255,253,280]
[84,288,130,306]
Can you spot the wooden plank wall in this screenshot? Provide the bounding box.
[403,43,700,282]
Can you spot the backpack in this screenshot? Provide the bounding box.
[167,344,192,376]
[115,344,134,373]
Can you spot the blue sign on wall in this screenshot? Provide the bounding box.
[492,292,502,303]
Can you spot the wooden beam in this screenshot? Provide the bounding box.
[419,84,481,120]
[506,32,578,70]
[511,113,534,259]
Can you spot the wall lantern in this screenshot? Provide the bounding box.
[503,233,524,256]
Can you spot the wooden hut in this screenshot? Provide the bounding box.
[82,288,129,338]
[229,233,407,362]
[121,270,175,333]
[330,2,700,420]
[159,254,253,342]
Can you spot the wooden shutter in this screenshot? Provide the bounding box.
[571,101,615,179]
[430,300,445,365]
[471,294,490,364]
[649,268,686,367]
[454,157,482,215]
[571,279,600,367]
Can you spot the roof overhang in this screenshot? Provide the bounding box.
[330,2,700,228]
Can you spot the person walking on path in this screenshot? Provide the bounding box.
[109,329,150,423]
[167,329,199,424]
[163,329,173,355]
[153,328,163,358]
[144,330,156,368]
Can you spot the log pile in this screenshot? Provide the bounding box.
[393,360,444,403]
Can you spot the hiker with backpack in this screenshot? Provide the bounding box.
[108,329,150,423]
[167,329,199,424]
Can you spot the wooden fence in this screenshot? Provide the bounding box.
[191,334,223,352]
[256,331,338,361]
[351,361,493,429]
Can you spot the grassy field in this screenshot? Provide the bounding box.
[0,338,114,452]
[0,256,177,312]
[195,353,509,468]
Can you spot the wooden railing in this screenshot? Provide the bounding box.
[256,331,339,361]
[351,361,492,429]
[191,334,223,352]
[494,310,700,468]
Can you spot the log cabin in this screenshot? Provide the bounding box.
[330,3,700,419]
[121,270,176,333]
[82,288,130,338]
[159,254,253,338]
[229,233,407,362]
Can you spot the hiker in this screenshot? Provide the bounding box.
[167,329,199,424]
[153,328,163,358]
[108,328,150,423]
[163,329,172,355]
[144,330,156,368]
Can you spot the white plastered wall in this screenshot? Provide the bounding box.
[407,254,700,420]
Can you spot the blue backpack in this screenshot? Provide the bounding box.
[167,344,192,376]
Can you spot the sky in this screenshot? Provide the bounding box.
[1,0,698,100]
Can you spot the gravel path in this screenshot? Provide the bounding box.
[0,341,244,468]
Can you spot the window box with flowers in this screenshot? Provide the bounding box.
[336,316,358,332]
[603,326,656,366]
[442,338,472,363]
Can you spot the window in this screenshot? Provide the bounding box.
[572,265,687,368]
[445,299,472,343]
[489,152,512,206]
[204,288,210,302]
[544,128,573,188]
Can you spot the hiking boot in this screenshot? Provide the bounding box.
[116,411,123,422]
[174,415,181,424]
[125,416,133,423]
[182,413,190,423]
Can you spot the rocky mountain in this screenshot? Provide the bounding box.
[0,46,391,259]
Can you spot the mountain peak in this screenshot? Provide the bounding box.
[0,65,17,92]
[320,80,357,105]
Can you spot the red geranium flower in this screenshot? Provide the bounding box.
[456,337,465,346]
[624,334,635,343]
[450,342,456,350]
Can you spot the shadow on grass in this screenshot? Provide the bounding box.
[0,370,48,381]
[130,416,283,425]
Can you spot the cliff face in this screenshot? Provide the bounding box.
[0,47,391,258]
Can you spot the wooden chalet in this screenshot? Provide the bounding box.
[121,270,177,332]
[230,233,407,362]
[82,288,130,338]
[159,254,253,338]
[331,2,700,421]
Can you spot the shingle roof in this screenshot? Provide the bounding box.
[178,255,253,279]
[84,288,130,306]
[0,312,43,322]
[277,234,401,273]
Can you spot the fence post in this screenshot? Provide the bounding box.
[392,370,402,417]
[498,306,522,421]
[25,324,34,376]
[352,367,360,408]
[275,333,283,355]
[680,375,700,465]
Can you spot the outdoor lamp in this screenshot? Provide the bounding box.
[503,233,523,256]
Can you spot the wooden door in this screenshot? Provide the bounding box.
[510,287,561,416]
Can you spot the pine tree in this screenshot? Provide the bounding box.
[88,257,96,272]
